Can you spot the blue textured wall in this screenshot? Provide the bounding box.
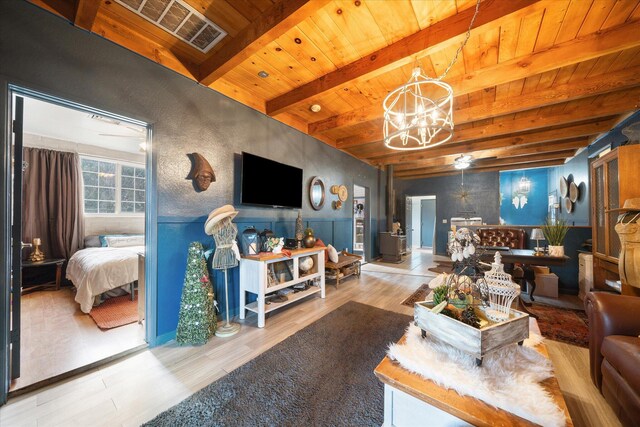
[547,150,590,226]
[499,168,550,225]
[0,1,386,345]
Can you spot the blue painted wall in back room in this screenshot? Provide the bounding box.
[0,1,386,345]
[499,168,550,226]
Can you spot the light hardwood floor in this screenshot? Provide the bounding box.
[1,253,620,426]
[11,287,145,392]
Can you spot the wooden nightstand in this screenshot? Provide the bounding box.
[21,258,65,294]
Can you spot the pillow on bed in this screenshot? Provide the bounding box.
[102,235,144,248]
[84,235,102,248]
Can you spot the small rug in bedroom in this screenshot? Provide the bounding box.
[143,301,411,427]
[89,295,138,329]
[400,284,589,348]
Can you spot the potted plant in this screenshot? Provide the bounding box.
[541,218,569,257]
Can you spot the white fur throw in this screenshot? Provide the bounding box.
[387,324,565,427]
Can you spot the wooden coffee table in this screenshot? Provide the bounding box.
[374,319,573,426]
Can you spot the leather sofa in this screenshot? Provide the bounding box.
[585,292,640,426]
[476,228,526,249]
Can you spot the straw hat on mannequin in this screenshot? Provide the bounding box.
[204,205,238,235]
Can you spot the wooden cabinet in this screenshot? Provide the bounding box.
[239,247,325,328]
[591,145,640,295]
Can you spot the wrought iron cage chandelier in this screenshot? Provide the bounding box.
[382,0,480,151]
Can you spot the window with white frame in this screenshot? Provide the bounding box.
[81,157,145,215]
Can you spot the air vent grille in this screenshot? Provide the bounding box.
[115,0,226,53]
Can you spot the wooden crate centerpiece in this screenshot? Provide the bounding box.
[414,301,529,366]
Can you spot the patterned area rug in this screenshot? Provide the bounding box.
[401,285,589,348]
[526,303,589,348]
[89,294,138,329]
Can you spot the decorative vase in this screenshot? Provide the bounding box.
[303,234,316,248]
[548,245,564,257]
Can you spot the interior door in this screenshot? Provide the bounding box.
[405,197,412,249]
[420,199,436,248]
[10,95,24,381]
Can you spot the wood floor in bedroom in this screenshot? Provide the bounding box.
[10,287,146,392]
[1,251,619,427]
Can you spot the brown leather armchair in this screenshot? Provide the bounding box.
[477,228,526,249]
[585,292,640,426]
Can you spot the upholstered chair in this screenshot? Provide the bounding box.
[585,292,640,426]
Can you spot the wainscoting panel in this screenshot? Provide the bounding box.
[307,220,333,244]
[333,219,353,253]
[273,220,296,240]
[156,215,355,344]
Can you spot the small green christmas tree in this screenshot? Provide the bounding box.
[176,242,217,345]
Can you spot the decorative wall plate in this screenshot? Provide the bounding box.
[569,181,579,203]
[564,197,573,213]
[330,185,339,194]
[333,200,343,210]
[559,176,568,197]
[338,185,348,202]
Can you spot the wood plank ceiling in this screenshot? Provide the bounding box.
[30,0,640,179]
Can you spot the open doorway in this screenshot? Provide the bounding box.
[6,89,150,393]
[353,184,369,262]
[406,195,436,252]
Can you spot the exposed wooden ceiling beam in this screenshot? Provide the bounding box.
[28,0,75,21]
[397,159,566,180]
[309,34,640,136]
[74,0,100,31]
[265,0,540,116]
[198,0,331,86]
[363,118,614,161]
[369,118,617,165]
[394,138,589,172]
[338,88,640,151]
[394,150,577,177]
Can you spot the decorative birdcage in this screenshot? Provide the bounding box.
[483,252,520,322]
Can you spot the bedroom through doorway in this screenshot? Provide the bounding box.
[7,90,151,393]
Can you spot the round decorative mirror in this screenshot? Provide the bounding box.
[309,176,325,210]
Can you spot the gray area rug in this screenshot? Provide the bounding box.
[144,301,411,427]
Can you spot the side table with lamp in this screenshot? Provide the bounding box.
[531,228,545,256]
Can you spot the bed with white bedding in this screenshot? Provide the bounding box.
[66,235,144,313]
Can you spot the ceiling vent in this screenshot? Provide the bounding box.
[115,0,227,53]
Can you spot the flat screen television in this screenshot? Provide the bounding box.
[241,152,303,208]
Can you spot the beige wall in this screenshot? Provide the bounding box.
[84,216,144,236]
[24,133,145,236]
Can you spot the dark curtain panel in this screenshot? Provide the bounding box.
[22,147,84,260]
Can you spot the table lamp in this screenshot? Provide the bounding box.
[531,228,545,256]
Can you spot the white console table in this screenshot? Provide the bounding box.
[239,247,325,327]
